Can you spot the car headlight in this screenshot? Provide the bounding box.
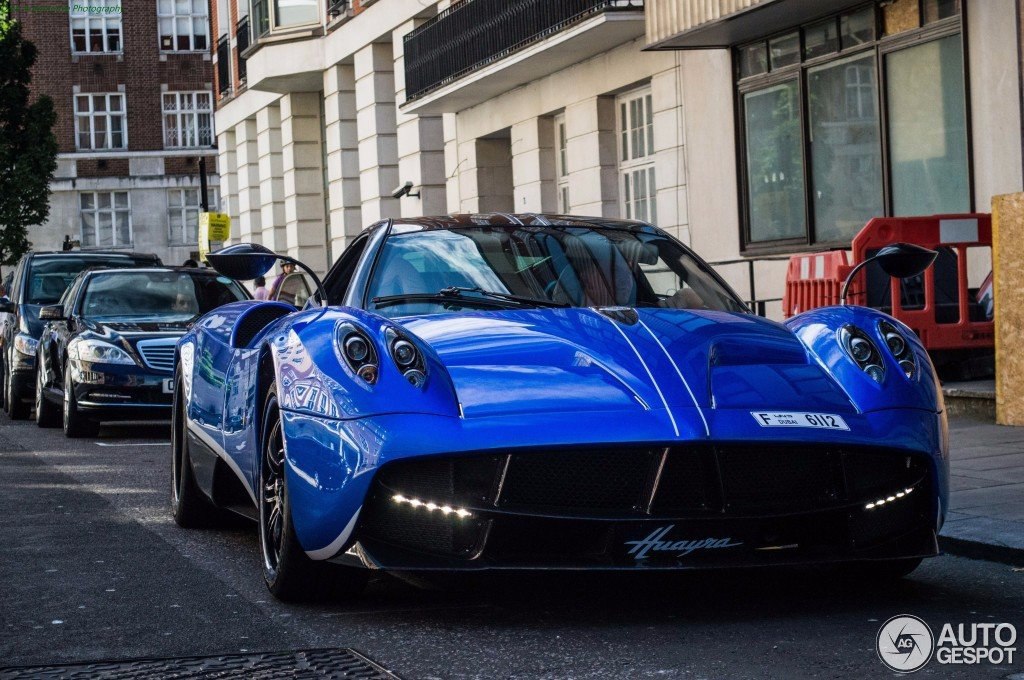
[385,328,428,388]
[839,325,884,383]
[879,320,916,379]
[13,334,38,357]
[334,321,378,385]
[69,339,136,365]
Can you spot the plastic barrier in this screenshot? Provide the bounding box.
[783,214,994,354]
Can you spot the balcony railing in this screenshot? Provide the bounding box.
[216,36,231,96]
[404,0,644,102]
[236,15,250,84]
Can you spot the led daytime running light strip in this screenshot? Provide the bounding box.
[864,487,915,510]
[392,494,472,518]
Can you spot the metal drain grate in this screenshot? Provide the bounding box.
[0,648,400,679]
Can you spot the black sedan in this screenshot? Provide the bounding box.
[35,267,248,437]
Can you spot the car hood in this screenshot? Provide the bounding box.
[399,307,856,421]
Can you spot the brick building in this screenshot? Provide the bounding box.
[12,0,218,265]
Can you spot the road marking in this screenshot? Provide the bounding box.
[96,440,169,446]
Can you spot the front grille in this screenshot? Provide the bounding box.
[356,445,934,562]
[136,339,177,372]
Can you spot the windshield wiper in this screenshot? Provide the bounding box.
[371,286,567,310]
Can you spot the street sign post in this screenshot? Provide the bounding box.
[198,212,231,263]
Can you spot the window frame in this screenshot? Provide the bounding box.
[616,86,657,224]
[73,92,128,151]
[69,0,123,54]
[167,187,218,245]
[554,113,569,214]
[161,91,215,149]
[733,1,969,254]
[157,0,211,52]
[79,191,133,249]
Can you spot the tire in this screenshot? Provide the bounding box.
[35,359,60,427]
[171,370,222,528]
[63,361,99,438]
[259,383,366,602]
[5,361,30,420]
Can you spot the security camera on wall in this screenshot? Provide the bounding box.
[392,181,420,199]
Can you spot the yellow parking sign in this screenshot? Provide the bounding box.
[198,212,231,263]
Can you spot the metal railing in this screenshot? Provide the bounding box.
[216,36,231,96]
[236,15,250,84]
[706,255,792,317]
[404,0,644,102]
[327,0,349,20]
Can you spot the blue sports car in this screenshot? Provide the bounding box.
[172,214,948,601]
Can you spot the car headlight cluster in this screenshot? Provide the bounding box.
[69,339,136,365]
[13,333,38,357]
[839,325,884,383]
[385,328,427,388]
[335,321,379,385]
[879,320,916,379]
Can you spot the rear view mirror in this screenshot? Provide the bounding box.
[206,243,278,281]
[0,297,13,314]
[39,305,65,321]
[841,243,938,304]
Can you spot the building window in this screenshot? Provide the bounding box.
[168,188,217,245]
[735,3,967,249]
[70,0,122,53]
[250,0,318,37]
[162,92,214,148]
[80,192,131,248]
[158,0,210,51]
[617,88,657,223]
[554,113,569,213]
[74,93,127,150]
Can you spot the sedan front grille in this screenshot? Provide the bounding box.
[136,338,178,372]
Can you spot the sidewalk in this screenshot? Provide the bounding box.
[941,416,1024,564]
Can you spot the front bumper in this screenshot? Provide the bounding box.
[71,361,172,420]
[348,444,939,571]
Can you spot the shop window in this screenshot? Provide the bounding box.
[735,3,965,249]
[743,81,805,242]
[885,34,969,216]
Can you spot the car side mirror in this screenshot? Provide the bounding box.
[207,243,329,308]
[840,243,938,305]
[0,297,13,314]
[39,305,65,321]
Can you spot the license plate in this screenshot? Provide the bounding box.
[162,379,174,394]
[751,411,849,431]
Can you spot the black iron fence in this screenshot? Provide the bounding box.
[404,0,644,102]
[236,15,250,84]
[216,36,231,96]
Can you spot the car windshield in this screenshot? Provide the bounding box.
[26,256,154,305]
[80,271,248,322]
[366,225,747,317]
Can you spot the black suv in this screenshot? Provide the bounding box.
[0,251,161,419]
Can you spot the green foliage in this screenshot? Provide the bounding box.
[0,7,58,264]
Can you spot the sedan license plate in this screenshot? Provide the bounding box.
[162,379,174,394]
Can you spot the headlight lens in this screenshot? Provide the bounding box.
[839,325,884,383]
[69,339,136,365]
[386,329,427,388]
[334,322,378,385]
[13,334,38,357]
[879,321,916,379]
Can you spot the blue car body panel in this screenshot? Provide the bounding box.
[179,295,949,559]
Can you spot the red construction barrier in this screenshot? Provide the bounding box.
[783,214,994,354]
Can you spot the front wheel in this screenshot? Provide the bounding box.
[171,371,222,527]
[63,361,99,438]
[35,359,60,428]
[5,360,30,420]
[259,384,366,602]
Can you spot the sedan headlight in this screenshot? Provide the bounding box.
[13,334,38,357]
[69,339,136,365]
[839,325,884,383]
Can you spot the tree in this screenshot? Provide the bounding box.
[0,0,57,265]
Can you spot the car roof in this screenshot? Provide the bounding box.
[28,251,160,260]
[391,213,657,232]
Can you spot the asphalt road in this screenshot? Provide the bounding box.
[1,414,1022,679]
